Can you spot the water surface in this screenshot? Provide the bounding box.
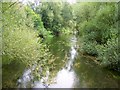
[2,34,119,88]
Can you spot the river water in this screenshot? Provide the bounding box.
[17,34,78,88]
[16,34,119,88]
[42,35,78,88]
[2,34,119,88]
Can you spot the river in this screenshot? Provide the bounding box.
[2,34,119,88]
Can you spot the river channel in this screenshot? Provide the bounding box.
[2,34,119,88]
[17,34,119,88]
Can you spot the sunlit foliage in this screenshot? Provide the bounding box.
[74,2,119,71]
[2,1,119,88]
[2,2,56,87]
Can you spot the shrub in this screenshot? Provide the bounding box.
[2,2,56,81]
[3,29,42,65]
[96,38,119,71]
[80,40,98,56]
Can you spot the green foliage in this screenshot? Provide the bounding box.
[25,5,53,41]
[3,29,42,65]
[42,2,63,36]
[74,2,119,71]
[61,2,73,27]
[96,38,119,70]
[2,2,39,65]
[25,6,44,30]
[2,1,119,87]
[61,27,72,35]
[2,2,56,86]
[33,2,74,36]
[80,40,98,56]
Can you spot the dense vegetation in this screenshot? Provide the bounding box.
[1,1,119,88]
[33,2,74,36]
[74,2,119,71]
[2,2,57,87]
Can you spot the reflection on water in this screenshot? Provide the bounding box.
[49,68,76,88]
[16,34,119,88]
[17,69,32,88]
[47,35,78,88]
[74,56,119,88]
[34,35,78,88]
[17,34,78,88]
[33,69,77,88]
[2,61,25,88]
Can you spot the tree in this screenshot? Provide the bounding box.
[74,2,119,71]
[2,2,56,87]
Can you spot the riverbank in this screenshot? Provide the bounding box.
[2,34,120,88]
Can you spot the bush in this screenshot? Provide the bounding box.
[3,29,42,65]
[77,2,119,71]
[2,2,56,81]
[80,40,98,56]
[96,38,119,71]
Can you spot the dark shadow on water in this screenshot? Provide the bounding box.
[73,55,119,88]
[2,61,26,88]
